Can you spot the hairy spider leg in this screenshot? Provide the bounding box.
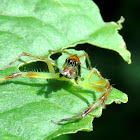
[0,52,58,82]
[49,50,92,70]
[1,52,55,74]
[51,68,112,124]
[0,71,71,82]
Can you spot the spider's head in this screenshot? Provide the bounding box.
[60,55,81,80]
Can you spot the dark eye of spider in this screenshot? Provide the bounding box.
[70,61,73,65]
[73,61,77,66]
[75,61,79,66]
[67,59,72,65]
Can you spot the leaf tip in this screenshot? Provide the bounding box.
[117,16,125,30]
[119,42,132,64]
[122,93,128,103]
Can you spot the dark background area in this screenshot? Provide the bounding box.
[69,0,140,140]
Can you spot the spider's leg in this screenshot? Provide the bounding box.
[0,72,22,82]
[83,68,106,84]
[1,52,55,74]
[77,68,112,115]
[79,68,109,92]
[49,50,73,56]
[52,68,112,124]
[0,72,61,82]
[78,52,92,70]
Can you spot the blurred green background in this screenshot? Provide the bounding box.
[54,0,140,139]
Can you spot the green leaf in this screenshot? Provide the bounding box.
[0,0,131,66]
[87,17,131,64]
[0,0,129,140]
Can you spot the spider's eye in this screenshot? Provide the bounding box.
[67,59,72,65]
[75,61,80,66]
[70,60,73,65]
[73,61,77,66]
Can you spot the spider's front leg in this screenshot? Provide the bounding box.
[0,72,61,82]
[52,68,112,124]
[1,52,55,73]
[0,52,59,82]
[78,68,112,116]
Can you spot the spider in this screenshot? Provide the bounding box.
[0,49,112,124]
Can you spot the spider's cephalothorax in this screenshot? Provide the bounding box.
[59,55,81,81]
